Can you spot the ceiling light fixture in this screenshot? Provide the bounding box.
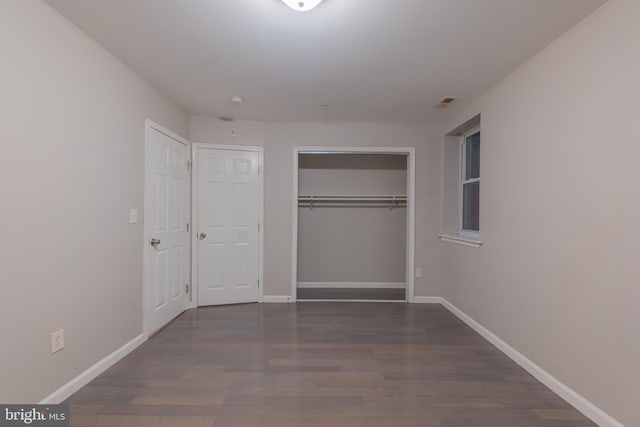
[280,0,324,12]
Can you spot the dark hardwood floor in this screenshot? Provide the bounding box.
[66,303,596,427]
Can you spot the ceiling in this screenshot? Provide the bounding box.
[45,0,605,124]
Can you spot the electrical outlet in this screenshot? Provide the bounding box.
[415,268,423,278]
[129,208,138,224]
[51,329,64,354]
[230,127,237,137]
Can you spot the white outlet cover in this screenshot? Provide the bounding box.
[415,268,423,278]
[51,329,64,354]
[129,208,138,224]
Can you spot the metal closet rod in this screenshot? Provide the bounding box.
[298,195,407,199]
[298,195,407,210]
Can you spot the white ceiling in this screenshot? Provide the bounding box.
[45,0,605,124]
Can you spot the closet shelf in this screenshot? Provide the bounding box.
[298,195,407,210]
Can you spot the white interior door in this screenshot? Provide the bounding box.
[145,125,190,335]
[197,148,260,306]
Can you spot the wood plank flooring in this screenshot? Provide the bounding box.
[66,303,596,427]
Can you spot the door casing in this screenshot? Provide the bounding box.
[291,146,416,303]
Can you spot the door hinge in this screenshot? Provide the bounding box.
[257,278,260,288]
[258,164,260,175]
[258,222,260,232]
[186,283,190,294]
[187,160,192,171]
[186,223,190,232]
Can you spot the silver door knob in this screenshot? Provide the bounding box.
[199,232,207,240]
[150,238,161,248]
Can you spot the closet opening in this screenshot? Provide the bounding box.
[292,147,416,302]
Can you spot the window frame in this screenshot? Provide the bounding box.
[459,126,480,240]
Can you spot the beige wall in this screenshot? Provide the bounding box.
[190,117,443,297]
[298,155,407,283]
[297,209,407,283]
[0,0,188,403]
[441,0,638,425]
[9,0,630,419]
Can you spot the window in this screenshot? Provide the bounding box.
[440,115,482,247]
[460,128,480,238]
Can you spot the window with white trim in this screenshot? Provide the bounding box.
[460,127,480,238]
[440,115,481,246]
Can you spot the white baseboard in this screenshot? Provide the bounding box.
[297,282,406,289]
[39,333,147,404]
[262,295,292,303]
[439,298,624,427]
[412,296,445,304]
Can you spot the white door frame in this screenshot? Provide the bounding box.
[291,146,416,303]
[143,119,191,337]
[191,143,264,307]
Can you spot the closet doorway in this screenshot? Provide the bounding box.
[292,147,415,302]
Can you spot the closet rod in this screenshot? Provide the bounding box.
[298,195,407,210]
[297,203,407,210]
[298,195,407,200]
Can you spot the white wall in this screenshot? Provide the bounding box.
[441,0,638,425]
[298,154,407,283]
[0,0,188,403]
[190,117,442,298]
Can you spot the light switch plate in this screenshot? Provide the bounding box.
[129,209,138,224]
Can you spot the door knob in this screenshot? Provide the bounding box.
[199,232,207,240]
[150,238,161,248]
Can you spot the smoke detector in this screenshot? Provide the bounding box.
[230,96,244,105]
[435,97,458,109]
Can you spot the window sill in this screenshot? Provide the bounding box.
[438,234,483,248]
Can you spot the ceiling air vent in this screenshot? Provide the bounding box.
[435,97,458,109]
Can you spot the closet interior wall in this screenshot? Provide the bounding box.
[297,154,407,300]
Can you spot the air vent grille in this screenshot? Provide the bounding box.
[435,97,458,109]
